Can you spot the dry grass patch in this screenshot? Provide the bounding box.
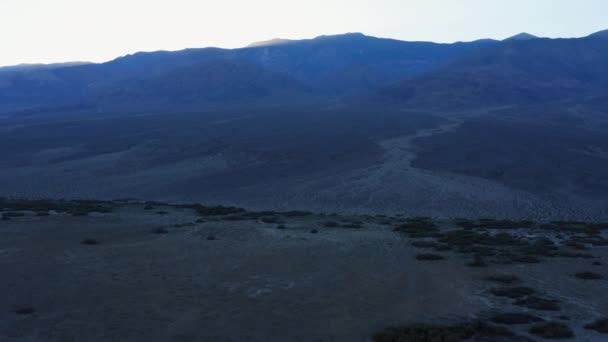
[585,318,608,334]
[491,313,544,325]
[529,322,574,339]
[373,322,514,342]
[574,271,603,280]
[415,253,445,261]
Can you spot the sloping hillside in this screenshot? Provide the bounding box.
[379,36,608,109]
[0,33,497,114]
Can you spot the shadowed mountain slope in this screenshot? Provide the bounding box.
[0,33,498,114]
[93,60,312,111]
[378,37,608,109]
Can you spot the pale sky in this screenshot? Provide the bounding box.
[1,0,607,67]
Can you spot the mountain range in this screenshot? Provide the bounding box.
[2,30,608,220]
[2,30,608,116]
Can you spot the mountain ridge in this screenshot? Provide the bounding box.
[2,29,608,115]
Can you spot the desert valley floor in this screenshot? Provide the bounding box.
[1,200,607,341]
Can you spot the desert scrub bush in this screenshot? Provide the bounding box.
[223,215,247,221]
[415,253,444,261]
[310,229,319,234]
[457,245,496,256]
[438,230,522,248]
[467,255,487,267]
[2,211,25,220]
[260,216,281,224]
[592,261,602,266]
[156,211,169,215]
[0,198,115,215]
[342,222,363,229]
[81,238,100,245]
[485,275,520,284]
[514,296,560,311]
[491,313,544,325]
[152,228,169,234]
[15,307,35,315]
[502,253,541,264]
[276,224,286,230]
[574,271,603,280]
[455,218,535,230]
[540,221,606,236]
[239,211,280,220]
[323,221,339,227]
[490,287,535,299]
[411,241,452,251]
[144,204,154,210]
[585,318,608,333]
[529,321,574,339]
[564,240,589,250]
[394,218,439,238]
[206,235,216,240]
[196,205,244,216]
[373,321,513,342]
[282,210,313,217]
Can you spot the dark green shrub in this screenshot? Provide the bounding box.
[510,255,541,264]
[564,241,588,250]
[282,210,313,217]
[196,205,244,216]
[373,321,513,342]
[81,238,99,245]
[574,271,603,280]
[455,218,535,230]
[540,221,605,235]
[584,318,608,333]
[342,222,363,229]
[529,322,574,339]
[15,307,35,315]
[412,241,452,251]
[3,212,25,219]
[467,256,487,267]
[259,216,279,224]
[415,253,444,261]
[394,218,439,238]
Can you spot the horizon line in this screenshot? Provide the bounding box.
[1,28,605,68]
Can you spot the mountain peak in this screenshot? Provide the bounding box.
[588,29,608,39]
[247,38,293,48]
[505,32,538,41]
[313,32,367,40]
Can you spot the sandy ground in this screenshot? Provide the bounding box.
[1,204,607,341]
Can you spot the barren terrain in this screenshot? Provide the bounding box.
[2,200,607,341]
